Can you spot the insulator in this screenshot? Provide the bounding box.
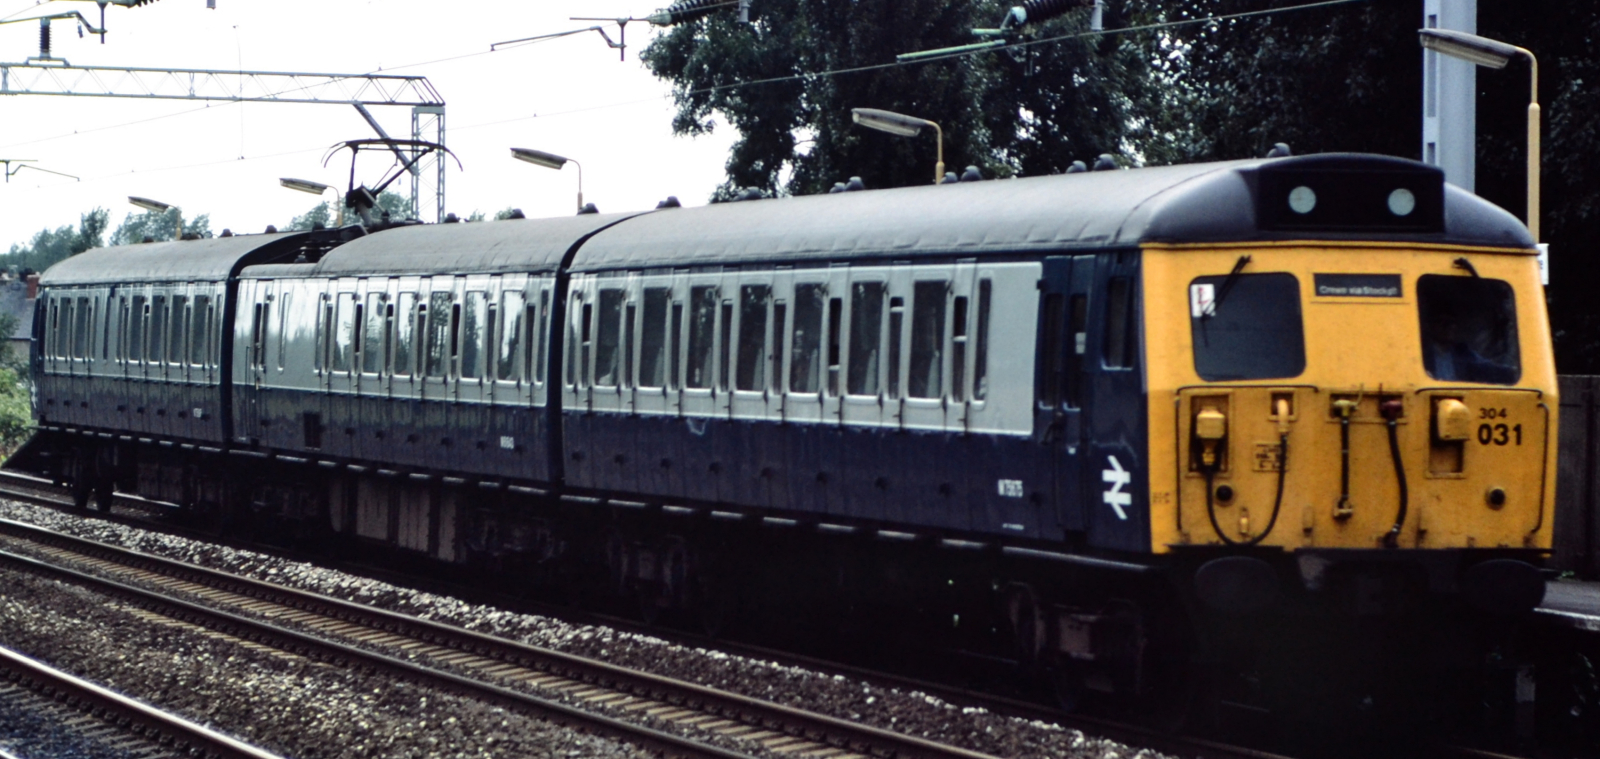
[649,0,725,27]
[39,20,50,59]
[1009,0,1091,27]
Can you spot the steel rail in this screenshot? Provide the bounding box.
[0,514,1002,759]
[0,640,287,759]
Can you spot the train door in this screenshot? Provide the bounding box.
[1035,256,1095,533]
[677,271,722,419]
[901,263,955,433]
[839,267,886,428]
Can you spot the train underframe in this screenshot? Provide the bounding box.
[13,430,1548,744]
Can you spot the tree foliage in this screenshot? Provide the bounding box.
[641,0,1163,197]
[111,209,212,245]
[1,208,109,273]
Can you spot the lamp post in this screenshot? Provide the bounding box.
[850,108,944,185]
[128,196,182,241]
[280,177,344,228]
[1419,28,1539,242]
[511,147,583,214]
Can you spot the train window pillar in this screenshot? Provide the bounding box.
[737,284,771,392]
[847,282,884,397]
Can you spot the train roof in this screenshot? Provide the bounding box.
[571,154,1534,270]
[302,213,640,278]
[41,231,325,286]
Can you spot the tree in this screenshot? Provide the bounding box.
[284,201,335,231]
[641,0,1163,197]
[111,209,211,245]
[1,208,110,272]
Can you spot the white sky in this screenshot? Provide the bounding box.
[0,0,738,249]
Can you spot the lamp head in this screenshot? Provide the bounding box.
[128,196,174,213]
[280,177,333,195]
[1419,28,1516,69]
[850,108,928,138]
[511,147,570,170]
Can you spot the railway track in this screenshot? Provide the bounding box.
[0,638,285,759]
[0,503,1013,759]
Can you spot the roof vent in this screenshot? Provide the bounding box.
[264,225,278,234]
[443,213,460,223]
[506,208,526,219]
[960,165,982,182]
[940,172,958,184]
[732,187,768,201]
[1065,160,1088,174]
[1266,142,1292,158]
[844,176,865,192]
[657,195,682,208]
[1092,154,1118,171]
[220,229,233,237]
[578,203,599,215]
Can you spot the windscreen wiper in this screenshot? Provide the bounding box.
[1212,254,1253,313]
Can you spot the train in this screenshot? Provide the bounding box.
[10,151,1556,732]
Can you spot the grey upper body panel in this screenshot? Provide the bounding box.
[40,232,309,286]
[572,154,1534,271]
[299,214,642,279]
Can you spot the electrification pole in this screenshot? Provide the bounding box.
[1421,0,1476,191]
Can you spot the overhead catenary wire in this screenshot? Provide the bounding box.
[1,0,1368,186]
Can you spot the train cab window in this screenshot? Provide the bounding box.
[1103,277,1134,369]
[1418,274,1520,385]
[909,280,947,399]
[149,295,167,365]
[790,283,825,393]
[497,291,524,382]
[461,290,488,381]
[168,295,187,365]
[686,286,717,389]
[848,282,884,396]
[362,293,386,375]
[1190,272,1305,381]
[394,293,416,377]
[973,279,992,401]
[737,284,770,392]
[424,291,453,378]
[639,287,670,388]
[593,288,624,387]
[128,295,146,362]
[191,295,212,367]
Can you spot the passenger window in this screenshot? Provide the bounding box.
[535,289,550,384]
[594,288,624,388]
[498,291,524,381]
[578,301,593,386]
[623,302,636,390]
[1038,294,1064,408]
[565,293,581,387]
[974,280,991,401]
[951,294,968,402]
[168,295,187,364]
[770,299,787,395]
[848,282,884,396]
[719,299,733,392]
[1104,277,1135,369]
[362,293,386,375]
[826,297,842,396]
[1067,294,1087,408]
[1418,274,1520,384]
[461,291,488,380]
[191,295,212,367]
[424,291,453,378]
[128,295,146,362]
[149,295,167,364]
[909,281,946,399]
[332,293,358,373]
[887,297,904,399]
[73,296,91,359]
[736,284,770,392]
[790,283,825,393]
[275,291,292,372]
[669,300,683,391]
[639,287,670,388]
[394,293,416,377]
[250,302,268,371]
[686,286,717,389]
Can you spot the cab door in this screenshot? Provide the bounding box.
[1035,256,1095,533]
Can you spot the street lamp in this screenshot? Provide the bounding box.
[850,108,944,185]
[1419,28,1540,242]
[511,147,583,214]
[280,177,344,228]
[128,196,182,241]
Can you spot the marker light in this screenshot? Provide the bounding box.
[1287,186,1316,214]
[1388,188,1416,217]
